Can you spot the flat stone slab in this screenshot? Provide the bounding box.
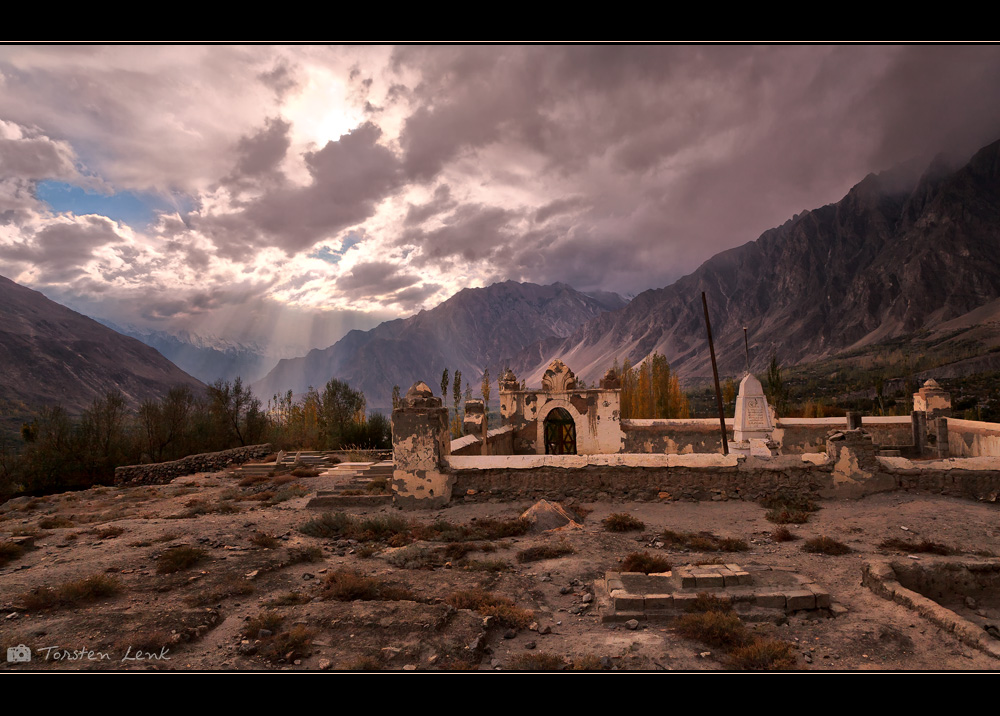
[599,563,832,622]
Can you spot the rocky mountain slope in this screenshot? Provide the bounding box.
[512,138,1000,385]
[252,282,626,410]
[0,275,205,414]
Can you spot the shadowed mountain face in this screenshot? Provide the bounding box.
[251,281,626,410]
[0,275,205,414]
[510,138,1000,385]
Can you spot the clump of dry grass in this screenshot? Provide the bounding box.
[93,525,125,540]
[685,592,732,613]
[602,513,645,532]
[676,610,750,649]
[186,574,255,606]
[461,558,511,572]
[238,474,269,487]
[728,637,798,670]
[22,574,121,610]
[38,516,74,529]
[571,654,605,671]
[345,655,384,671]
[659,529,749,552]
[244,610,284,639]
[446,588,534,629]
[620,552,671,574]
[879,538,954,555]
[0,541,26,567]
[509,652,564,671]
[802,536,851,555]
[286,546,323,564]
[250,532,280,549]
[265,592,311,607]
[321,569,415,602]
[516,543,575,563]
[156,545,208,574]
[771,526,798,542]
[289,467,321,478]
[761,493,819,525]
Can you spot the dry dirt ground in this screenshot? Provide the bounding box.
[2,468,1000,672]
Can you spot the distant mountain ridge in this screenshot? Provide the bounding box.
[95,320,281,385]
[510,138,1000,385]
[0,275,205,414]
[252,281,627,410]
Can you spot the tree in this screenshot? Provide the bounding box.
[320,378,366,449]
[481,368,491,455]
[764,354,788,417]
[619,353,690,419]
[208,377,266,447]
[452,369,463,437]
[391,385,401,410]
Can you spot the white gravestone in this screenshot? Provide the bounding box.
[733,373,777,457]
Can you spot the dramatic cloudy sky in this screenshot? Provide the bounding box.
[3,44,1000,355]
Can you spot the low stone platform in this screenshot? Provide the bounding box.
[598,563,833,622]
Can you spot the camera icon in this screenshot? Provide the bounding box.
[7,645,31,663]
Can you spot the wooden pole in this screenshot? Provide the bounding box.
[702,292,729,455]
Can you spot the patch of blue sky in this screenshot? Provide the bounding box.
[309,231,364,264]
[36,181,193,228]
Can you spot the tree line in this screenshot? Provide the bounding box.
[0,377,390,500]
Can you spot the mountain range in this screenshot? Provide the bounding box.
[510,138,1000,385]
[0,275,204,416]
[251,282,626,411]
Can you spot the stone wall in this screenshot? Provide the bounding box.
[446,452,1000,504]
[450,425,514,456]
[620,416,914,455]
[947,418,1000,458]
[115,444,273,486]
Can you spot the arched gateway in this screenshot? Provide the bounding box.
[544,406,577,454]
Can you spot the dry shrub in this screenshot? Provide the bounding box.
[879,538,954,555]
[0,541,25,567]
[265,592,311,607]
[509,652,564,671]
[602,513,645,532]
[676,611,750,650]
[516,543,575,563]
[461,558,511,572]
[446,588,533,629]
[300,512,355,538]
[259,625,314,662]
[157,545,208,574]
[728,637,798,671]
[93,525,125,539]
[289,468,321,478]
[771,526,798,542]
[766,508,810,525]
[38,516,73,529]
[244,610,283,639]
[238,474,269,487]
[345,655,384,671]
[22,574,121,610]
[250,532,280,549]
[659,529,749,552]
[685,592,732,613]
[802,536,851,555]
[321,569,415,602]
[620,552,671,574]
[118,629,172,655]
[572,654,604,671]
[286,546,323,564]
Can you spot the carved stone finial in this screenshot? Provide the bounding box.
[403,381,441,408]
[541,359,576,392]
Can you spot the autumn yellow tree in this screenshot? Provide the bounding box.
[619,353,689,419]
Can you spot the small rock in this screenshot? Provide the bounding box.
[699,651,711,658]
[965,596,977,609]
[402,664,417,671]
[503,630,517,640]
[318,659,332,670]
[257,629,272,639]
[525,641,536,650]
[582,593,593,604]
[528,622,539,632]
[539,625,552,635]
[302,573,315,580]
[600,656,613,669]
[560,586,572,595]
[625,619,639,631]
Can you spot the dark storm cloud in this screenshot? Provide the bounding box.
[258,59,300,100]
[0,216,119,279]
[404,184,456,226]
[200,121,403,259]
[0,136,77,179]
[389,45,1000,291]
[225,117,291,185]
[336,260,419,294]
[381,282,442,310]
[398,204,519,266]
